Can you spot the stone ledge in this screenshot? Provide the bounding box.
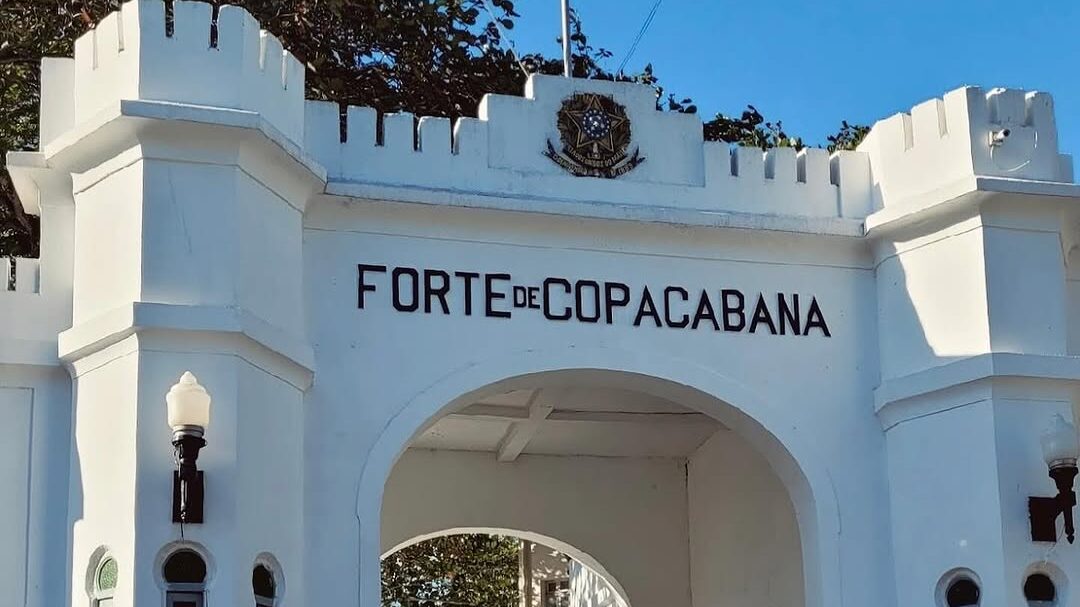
[864,175,1080,237]
[59,302,315,389]
[875,352,1080,429]
[325,181,866,238]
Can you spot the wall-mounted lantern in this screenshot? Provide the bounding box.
[166,372,212,524]
[1029,414,1079,544]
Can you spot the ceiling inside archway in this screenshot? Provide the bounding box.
[410,387,722,459]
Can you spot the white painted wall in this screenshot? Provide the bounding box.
[875,217,991,378]
[312,198,888,607]
[69,161,143,324]
[382,449,688,607]
[383,431,805,607]
[68,341,141,607]
[0,386,33,605]
[688,429,804,607]
[1067,248,1080,356]
[0,365,70,607]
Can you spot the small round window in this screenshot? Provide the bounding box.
[946,576,981,607]
[1024,573,1056,604]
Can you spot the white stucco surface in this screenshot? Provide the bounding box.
[688,429,804,607]
[383,449,687,607]
[1,3,1079,607]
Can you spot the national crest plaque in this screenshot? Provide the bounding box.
[545,93,645,178]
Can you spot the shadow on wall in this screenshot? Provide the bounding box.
[570,559,627,607]
[1066,247,1080,356]
[877,218,973,384]
[69,418,83,601]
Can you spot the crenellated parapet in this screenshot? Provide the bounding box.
[8,1,1078,241]
[859,86,1074,210]
[306,74,874,222]
[0,248,71,365]
[1,151,75,366]
[1,258,40,294]
[44,0,305,148]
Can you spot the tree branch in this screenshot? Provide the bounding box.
[0,56,41,67]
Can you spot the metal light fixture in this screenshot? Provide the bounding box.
[166,372,211,524]
[1029,414,1079,544]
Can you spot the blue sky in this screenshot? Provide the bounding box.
[509,1,1079,158]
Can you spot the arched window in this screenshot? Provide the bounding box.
[91,556,117,606]
[163,549,207,607]
[253,564,276,606]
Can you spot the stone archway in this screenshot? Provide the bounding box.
[356,345,842,607]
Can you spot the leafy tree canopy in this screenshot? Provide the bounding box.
[0,0,868,258]
[382,534,521,607]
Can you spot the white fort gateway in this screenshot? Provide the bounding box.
[3,2,1080,607]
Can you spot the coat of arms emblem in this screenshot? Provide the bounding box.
[545,93,645,178]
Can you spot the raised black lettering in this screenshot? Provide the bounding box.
[721,289,745,332]
[691,289,720,330]
[424,269,451,314]
[513,286,529,308]
[575,280,601,323]
[454,271,479,316]
[664,286,690,328]
[392,267,420,312]
[485,273,512,319]
[748,293,778,335]
[804,296,831,337]
[357,264,386,309]
[543,278,573,321]
[604,282,630,325]
[527,287,540,309]
[778,293,800,336]
[634,286,663,327]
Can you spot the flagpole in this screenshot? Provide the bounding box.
[561,0,572,77]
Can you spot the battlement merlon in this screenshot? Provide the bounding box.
[44,0,304,150]
[858,86,1075,213]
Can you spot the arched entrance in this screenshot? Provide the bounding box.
[358,346,842,607]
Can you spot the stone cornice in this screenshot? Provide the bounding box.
[59,302,314,389]
[324,182,867,238]
[36,99,327,212]
[865,176,1080,238]
[875,352,1080,429]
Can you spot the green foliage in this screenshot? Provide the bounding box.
[0,0,869,258]
[381,534,521,607]
[826,120,872,153]
[698,104,805,150]
[0,0,89,257]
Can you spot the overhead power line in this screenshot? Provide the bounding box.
[617,0,664,75]
[479,0,531,79]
